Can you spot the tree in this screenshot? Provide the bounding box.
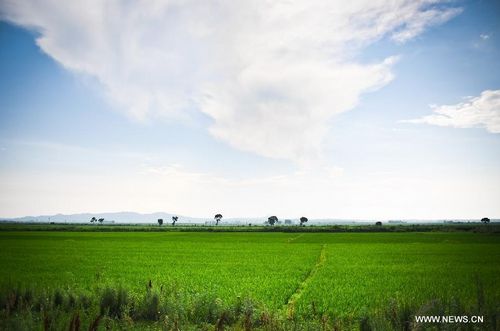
[375,221,382,226]
[300,217,308,226]
[90,217,97,224]
[214,214,223,226]
[158,219,163,226]
[268,216,278,226]
[98,218,104,225]
[481,217,490,224]
[172,216,178,226]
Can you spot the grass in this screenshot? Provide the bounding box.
[0,229,499,329]
[0,232,319,308]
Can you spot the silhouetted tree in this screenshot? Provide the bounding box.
[268,216,278,226]
[90,217,97,224]
[214,214,223,226]
[172,216,178,226]
[300,216,308,226]
[375,221,382,226]
[481,217,490,224]
[98,218,104,224]
[158,219,163,226]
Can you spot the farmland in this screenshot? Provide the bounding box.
[1,229,499,330]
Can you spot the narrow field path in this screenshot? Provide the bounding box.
[287,233,305,243]
[284,244,327,318]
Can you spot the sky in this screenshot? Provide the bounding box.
[0,0,499,220]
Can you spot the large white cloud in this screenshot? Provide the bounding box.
[0,0,461,161]
[405,90,500,133]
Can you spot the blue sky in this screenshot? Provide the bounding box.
[0,0,499,219]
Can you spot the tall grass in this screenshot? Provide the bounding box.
[0,284,498,330]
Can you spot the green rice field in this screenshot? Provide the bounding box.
[1,230,499,330]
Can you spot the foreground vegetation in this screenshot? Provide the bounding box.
[2,283,497,330]
[0,230,499,330]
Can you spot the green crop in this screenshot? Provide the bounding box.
[1,230,499,330]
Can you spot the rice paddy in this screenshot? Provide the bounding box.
[0,229,499,330]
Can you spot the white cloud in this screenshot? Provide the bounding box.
[404,90,500,133]
[390,5,462,43]
[0,0,461,162]
[480,33,490,40]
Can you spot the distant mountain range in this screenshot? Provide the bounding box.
[1,212,202,224]
[0,212,373,225]
[1,212,271,224]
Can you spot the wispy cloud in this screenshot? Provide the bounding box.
[480,33,490,40]
[5,159,496,219]
[143,163,344,188]
[0,0,461,162]
[403,90,500,133]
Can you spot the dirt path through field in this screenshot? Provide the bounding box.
[284,244,327,318]
[287,233,305,243]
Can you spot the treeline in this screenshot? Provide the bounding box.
[0,223,499,233]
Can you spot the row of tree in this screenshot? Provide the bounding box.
[266,216,308,226]
[90,217,104,224]
[91,215,491,226]
[156,214,309,226]
[157,216,178,226]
